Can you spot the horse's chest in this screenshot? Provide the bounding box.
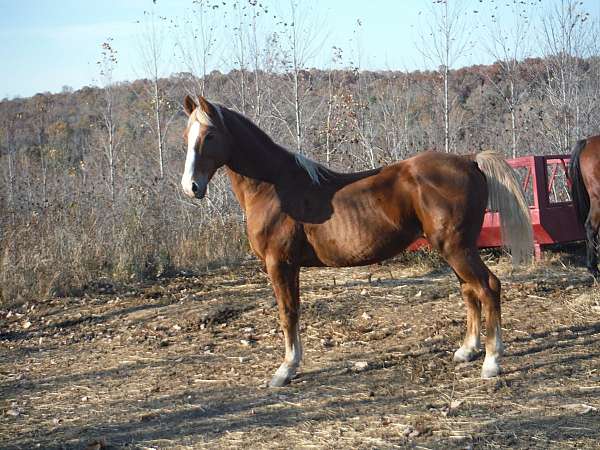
[245,208,302,261]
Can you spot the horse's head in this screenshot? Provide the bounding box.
[181,95,229,199]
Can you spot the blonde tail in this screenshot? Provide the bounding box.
[475,151,534,265]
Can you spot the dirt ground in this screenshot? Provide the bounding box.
[1,250,599,450]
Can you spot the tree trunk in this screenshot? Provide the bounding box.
[293,68,302,152]
[153,79,164,179]
[444,64,449,153]
[510,79,517,158]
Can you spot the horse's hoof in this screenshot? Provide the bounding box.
[269,375,291,388]
[481,357,501,379]
[453,346,479,362]
[269,363,296,388]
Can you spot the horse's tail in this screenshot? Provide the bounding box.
[474,151,534,265]
[568,138,590,226]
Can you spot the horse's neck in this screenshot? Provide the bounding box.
[225,167,269,212]
[223,112,336,214]
[227,135,295,183]
[224,123,312,200]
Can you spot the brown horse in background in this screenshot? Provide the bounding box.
[569,136,600,278]
[180,96,534,387]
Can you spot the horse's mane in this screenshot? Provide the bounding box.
[218,105,381,186]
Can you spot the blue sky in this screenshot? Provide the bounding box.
[1,0,599,99]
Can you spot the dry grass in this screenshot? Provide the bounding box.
[1,253,599,449]
[0,190,248,304]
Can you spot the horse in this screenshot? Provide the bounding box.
[180,96,534,387]
[569,136,600,278]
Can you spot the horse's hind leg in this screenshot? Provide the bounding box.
[266,258,302,387]
[585,211,600,277]
[445,249,503,378]
[453,281,482,362]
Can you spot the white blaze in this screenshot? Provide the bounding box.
[182,121,200,196]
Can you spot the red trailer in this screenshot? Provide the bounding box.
[409,154,585,259]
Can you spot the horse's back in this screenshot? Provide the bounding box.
[404,150,481,178]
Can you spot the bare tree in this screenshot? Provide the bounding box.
[96,39,121,205]
[539,0,591,152]
[376,72,416,162]
[0,107,20,226]
[419,0,470,153]
[136,8,179,179]
[225,0,274,118]
[247,1,264,124]
[578,15,600,138]
[346,19,378,168]
[29,94,54,207]
[482,1,534,158]
[244,0,275,125]
[320,45,367,167]
[230,0,249,115]
[275,0,327,152]
[324,46,345,164]
[175,0,220,96]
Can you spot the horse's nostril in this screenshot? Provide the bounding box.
[191,182,198,193]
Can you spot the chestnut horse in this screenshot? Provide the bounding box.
[181,96,533,386]
[569,136,600,277]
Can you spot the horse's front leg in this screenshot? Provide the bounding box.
[266,259,302,387]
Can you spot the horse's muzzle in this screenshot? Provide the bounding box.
[182,174,208,199]
[191,181,207,199]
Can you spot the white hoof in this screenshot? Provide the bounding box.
[453,345,479,363]
[481,356,501,379]
[269,374,291,387]
[269,363,296,388]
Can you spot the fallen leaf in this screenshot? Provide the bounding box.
[450,399,464,409]
[353,361,369,371]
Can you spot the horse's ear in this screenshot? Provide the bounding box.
[198,96,224,128]
[183,95,196,116]
[198,96,215,116]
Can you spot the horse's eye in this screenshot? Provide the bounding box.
[204,134,214,141]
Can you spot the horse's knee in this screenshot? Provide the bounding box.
[488,272,501,296]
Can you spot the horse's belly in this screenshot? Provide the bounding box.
[304,221,418,267]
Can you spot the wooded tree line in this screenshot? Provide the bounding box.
[1,0,599,301]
